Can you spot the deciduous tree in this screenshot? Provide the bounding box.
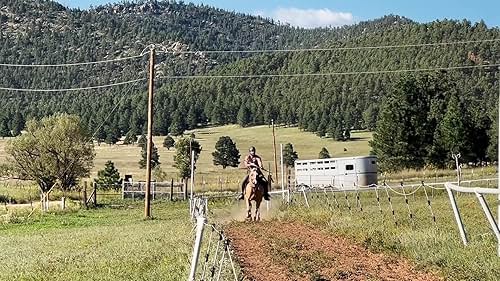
[6,114,95,193]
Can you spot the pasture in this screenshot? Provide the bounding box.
[1,125,500,280]
[1,125,494,195]
[0,125,374,192]
[0,201,194,281]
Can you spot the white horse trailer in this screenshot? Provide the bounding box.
[294,156,377,188]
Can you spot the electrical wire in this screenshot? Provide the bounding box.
[157,63,500,80]
[158,38,500,54]
[0,78,147,92]
[2,39,498,68]
[0,54,145,68]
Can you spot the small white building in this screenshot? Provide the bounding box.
[294,156,377,188]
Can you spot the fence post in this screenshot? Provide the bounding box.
[188,198,207,281]
[83,181,88,209]
[152,182,156,201]
[170,179,174,201]
[93,182,97,207]
[183,180,187,201]
[445,184,468,245]
[219,177,222,193]
[121,181,125,200]
[60,196,66,210]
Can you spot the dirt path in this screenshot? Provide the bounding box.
[226,221,442,281]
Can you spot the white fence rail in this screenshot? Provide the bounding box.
[445,182,500,256]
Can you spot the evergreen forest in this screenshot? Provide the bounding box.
[0,0,499,170]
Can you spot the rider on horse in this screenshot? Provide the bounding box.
[238,146,271,201]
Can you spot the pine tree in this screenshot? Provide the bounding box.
[10,111,24,137]
[139,142,160,169]
[187,106,198,129]
[104,125,120,145]
[123,129,138,145]
[163,135,175,150]
[212,136,240,169]
[487,105,498,161]
[334,123,344,141]
[237,103,251,127]
[95,126,106,146]
[173,137,202,180]
[137,134,147,147]
[95,161,121,190]
[169,111,186,136]
[434,93,469,165]
[362,104,378,131]
[319,147,331,159]
[344,127,351,140]
[283,143,299,167]
[0,116,11,138]
[370,74,440,171]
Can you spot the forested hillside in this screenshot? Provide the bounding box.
[0,0,499,169]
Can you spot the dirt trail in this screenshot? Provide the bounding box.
[226,221,442,281]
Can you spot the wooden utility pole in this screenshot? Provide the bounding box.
[145,47,155,218]
[497,66,500,256]
[272,119,278,184]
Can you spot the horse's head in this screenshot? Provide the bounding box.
[248,167,259,185]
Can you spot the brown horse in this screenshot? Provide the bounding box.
[244,167,267,221]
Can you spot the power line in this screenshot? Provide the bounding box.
[0,78,147,92]
[157,64,500,80]
[89,80,144,139]
[1,38,497,68]
[1,64,497,92]
[159,39,500,54]
[51,80,144,190]
[0,54,145,68]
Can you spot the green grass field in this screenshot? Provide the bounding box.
[2,189,500,280]
[1,125,500,280]
[0,201,193,281]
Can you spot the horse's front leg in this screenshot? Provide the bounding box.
[254,200,261,221]
[246,200,252,220]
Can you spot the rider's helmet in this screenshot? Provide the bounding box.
[249,146,256,155]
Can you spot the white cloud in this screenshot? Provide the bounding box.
[265,8,355,29]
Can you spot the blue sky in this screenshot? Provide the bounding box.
[58,0,499,28]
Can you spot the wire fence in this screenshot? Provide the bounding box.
[289,178,497,228]
[187,197,240,281]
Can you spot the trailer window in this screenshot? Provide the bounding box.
[346,164,354,171]
[324,161,330,164]
[325,167,330,170]
[318,168,324,170]
[330,166,336,169]
[371,160,376,164]
[317,161,323,164]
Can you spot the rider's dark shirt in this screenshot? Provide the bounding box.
[244,154,263,169]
